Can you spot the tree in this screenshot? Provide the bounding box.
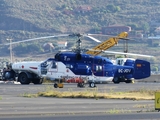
[106,4,121,13]
[138,22,150,32]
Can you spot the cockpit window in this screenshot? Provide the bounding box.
[52,61,57,68]
[41,60,52,67]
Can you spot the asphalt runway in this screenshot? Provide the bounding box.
[0,82,160,119]
[1,113,160,120]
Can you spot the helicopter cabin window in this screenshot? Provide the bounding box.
[51,61,57,68]
[96,65,102,72]
[117,59,124,65]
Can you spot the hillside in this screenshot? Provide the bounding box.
[0,0,160,68]
[1,0,160,36]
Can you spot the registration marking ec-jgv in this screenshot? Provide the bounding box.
[118,69,131,73]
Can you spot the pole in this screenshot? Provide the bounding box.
[6,38,12,63]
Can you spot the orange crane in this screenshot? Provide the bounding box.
[86,32,128,55]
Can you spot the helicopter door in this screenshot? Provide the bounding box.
[49,61,57,71]
[92,58,103,76]
[93,65,103,76]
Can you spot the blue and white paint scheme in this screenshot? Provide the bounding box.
[40,52,151,86]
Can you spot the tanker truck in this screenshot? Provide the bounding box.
[2,60,46,84]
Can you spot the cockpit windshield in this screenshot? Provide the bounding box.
[41,58,55,68]
[40,58,56,74]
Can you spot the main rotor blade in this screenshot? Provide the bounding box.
[103,51,154,58]
[3,34,69,45]
[59,49,72,52]
[84,35,101,43]
[87,33,114,37]
[87,33,133,41]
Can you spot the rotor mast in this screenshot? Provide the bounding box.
[69,33,83,54]
[75,38,82,54]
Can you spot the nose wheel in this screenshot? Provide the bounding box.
[54,83,63,88]
[54,83,58,88]
[89,82,96,88]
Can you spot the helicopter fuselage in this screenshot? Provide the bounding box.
[41,52,150,85]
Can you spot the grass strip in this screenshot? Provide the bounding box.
[21,86,159,100]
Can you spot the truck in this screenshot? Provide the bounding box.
[2,61,44,84]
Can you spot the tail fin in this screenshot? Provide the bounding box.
[133,59,151,79]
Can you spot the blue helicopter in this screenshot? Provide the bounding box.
[45,33,151,88]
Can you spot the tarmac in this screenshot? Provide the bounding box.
[0,74,159,85]
[0,81,20,84]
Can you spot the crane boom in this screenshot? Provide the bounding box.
[86,32,128,55]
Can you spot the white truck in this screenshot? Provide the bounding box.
[2,61,44,84]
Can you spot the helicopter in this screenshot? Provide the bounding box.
[47,33,152,87]
[1,32,153,88]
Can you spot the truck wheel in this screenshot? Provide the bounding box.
[113,77,120,84]
[18,73,30,84]
[32,79,43,84]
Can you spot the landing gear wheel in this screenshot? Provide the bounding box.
[113,77,120,84]
[89,82,96,88]
[54,83,58,88]
[77,83,85,88]
[18,72,30,84]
